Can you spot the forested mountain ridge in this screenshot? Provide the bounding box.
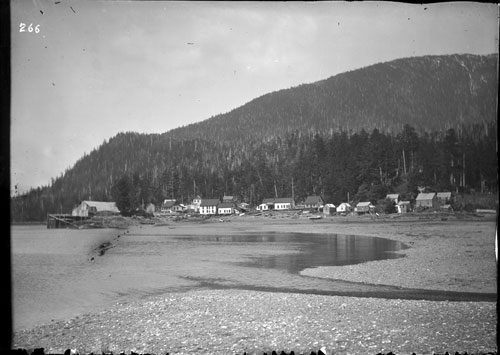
[11,54,498,221]
[164,53,498,143]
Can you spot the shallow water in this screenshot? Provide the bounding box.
[11,225,406,330]
[172,233,406,275]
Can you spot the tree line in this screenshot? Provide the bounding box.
[11,122,497,221]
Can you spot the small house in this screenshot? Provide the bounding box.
[436,192,452,205]
[238,202,250,211]
[218,202,234,215]
[72,200,120,217]
[222,195,236,203]
[257,198,295,211]
[415,192,439,210]
[199,199,220,215]
[397,201,410,214]
[355,201,374,214]
[256,203,269,211]
[172,204,186,213]
[323,203,336,215]
[161,199,176,213]
[386,194,400,204]
[336,202,352,213]
[192,195,202,206]
[257,198,276,211]
[304,196,324,210]
[189,196,202,212]
[440,204,453,212]
[185,204,198,213]
[273,197,295,210]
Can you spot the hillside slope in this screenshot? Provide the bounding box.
[12,53,498,221]
[164,53,498,142]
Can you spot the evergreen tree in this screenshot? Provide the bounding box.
[111,175,133,213]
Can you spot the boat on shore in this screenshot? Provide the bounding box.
[308,215,323,220]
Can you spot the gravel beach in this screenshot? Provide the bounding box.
[13,290,497,355]
[12,214,498,354]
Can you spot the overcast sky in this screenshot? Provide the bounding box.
[10,1,499,195]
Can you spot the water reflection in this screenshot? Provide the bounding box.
[175,233,407,274]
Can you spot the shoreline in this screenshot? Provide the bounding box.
[100,214,498,295]
[12,215,498,354]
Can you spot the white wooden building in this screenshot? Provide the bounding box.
[355,201,374,214]
[336,202,352,213]
[199,199,220,215]
[397,201,411,213]
[272,197,295,210]
[217,202,234,215]
[72,201,120,217]
[323,204,336,215]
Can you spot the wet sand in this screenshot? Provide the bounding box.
[145,214,497,294]
[12,220,406,331]
[12,214,498,354]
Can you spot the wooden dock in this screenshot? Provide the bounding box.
[46,214,89,229]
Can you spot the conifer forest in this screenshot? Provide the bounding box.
[11,54,498,221]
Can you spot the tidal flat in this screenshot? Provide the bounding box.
[12,214,497,354]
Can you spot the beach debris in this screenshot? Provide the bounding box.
[95,241,114,256]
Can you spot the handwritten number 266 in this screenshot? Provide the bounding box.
[19,23,40,34]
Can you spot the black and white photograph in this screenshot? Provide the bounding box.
[10,1,498,354]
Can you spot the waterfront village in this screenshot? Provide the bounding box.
[71,191,452,218]
[45,189,492,229]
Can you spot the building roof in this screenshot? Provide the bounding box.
[437,192,452,198]
[82,201,120,213]
[274,197,294,204]
[222,195,234,200]
[200,199,220,206]
[304,196,324,205]
[162,200,176,208]
[398,201,411,205]
[338,202,352,208]
[416,192,436,200]
[218,202,234,208]
[356,201,373,207]
[386,194,399,199]
[324,203,336,207]
[262,197,294,204]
